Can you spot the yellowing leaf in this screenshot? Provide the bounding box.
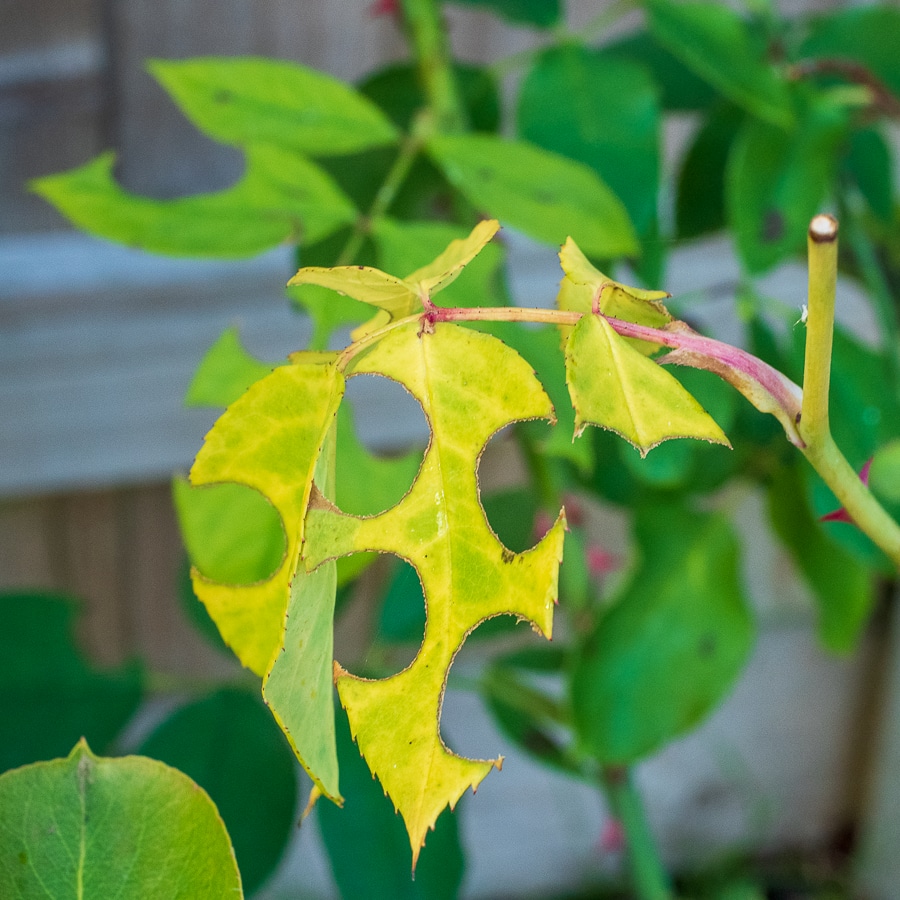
[189,362,344,676]
[288,265,418,321]
[288,220,502,337]
[558,236,671,354]
[301,322,565,863]
[566,315,729,455]
[403,218,500,295]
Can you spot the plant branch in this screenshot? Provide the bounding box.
[398,0,467,132]
[335,117,431,266]
[789,58,900,119]
[798,215,900,567]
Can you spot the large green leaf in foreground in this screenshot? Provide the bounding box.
[0,740,242,899]
[302,322,566,863]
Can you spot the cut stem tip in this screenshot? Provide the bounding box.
[809,214,839,243]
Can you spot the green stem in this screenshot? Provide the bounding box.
[335,118,430,266]
[602,766,674,900]
[398,0,467,133]
[798,215,900,566]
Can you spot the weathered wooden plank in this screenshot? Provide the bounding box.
[0,496,66,591]
[120,483,239,676]
[59,489,131,665]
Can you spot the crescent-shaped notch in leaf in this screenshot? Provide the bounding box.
[566,315,729,455]
[557,236,671,355]
[288,219,500,336]
[300,322,566,865]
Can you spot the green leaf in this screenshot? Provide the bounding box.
[870,439,900,510]
[565,315,729,455]
[32,146,356,257]
[645,0,793,127]
[446,0,561,27]
[843,127,894,223]
[726,96,848,273]
[173,477,286,587]
[0,740,242,899]
[676,103,745,240]
[317,705,464,897]
[150,57,398,154]
[137,689,297,897]
[800,5,900,99]
[604,29,717,111]
[767,464,873,653]
[336,404,423,518]
[0,592,142,774]
[428,133,638,257]
[518,46,661,237]
[186,327,274,408]
[302,322,565,862]
[360,62,500,133]
[572,505,754,764]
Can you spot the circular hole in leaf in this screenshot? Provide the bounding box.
[338,374,428,517]
[173,477,286,585]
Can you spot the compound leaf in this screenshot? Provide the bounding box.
[150,57,399,155]
[565,315,729,455]
[302,322,565,863]
[32,146,355,257]
[0,740,242,899]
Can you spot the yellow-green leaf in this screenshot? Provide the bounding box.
[557,236,671,355]
[288,265,418,320]
[565,315,729,455]
[288,219,502,333]
[302,322,565,863]
[189,362,344,676]
[402,218,500,295]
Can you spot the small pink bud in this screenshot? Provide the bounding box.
[533,510,554,541]
[598,818,625,853]
[370,0,399,15]
[587,544,618,577]
[562,493,585,527]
